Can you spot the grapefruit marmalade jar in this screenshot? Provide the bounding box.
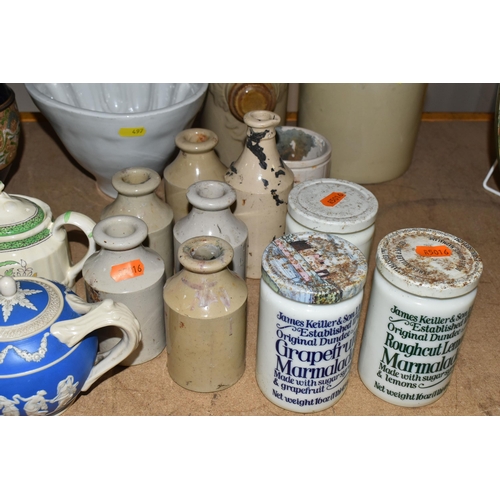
[256,232,367,413]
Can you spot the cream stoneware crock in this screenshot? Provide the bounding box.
[0,182,96,287]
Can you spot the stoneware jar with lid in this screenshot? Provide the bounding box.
[256,232,367,413]
[358,228,483,407]
[285,178,379,259]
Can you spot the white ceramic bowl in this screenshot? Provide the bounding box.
[25,83,208,197]
[276,126,332,185]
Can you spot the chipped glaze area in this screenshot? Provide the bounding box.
[262,232,367,305]
[377,228,482,298]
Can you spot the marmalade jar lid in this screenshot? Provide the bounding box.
[376,228,483,298]
[287,178,378,233]
[261,232,367,304]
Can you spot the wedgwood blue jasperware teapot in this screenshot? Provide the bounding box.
[0,275,141,416]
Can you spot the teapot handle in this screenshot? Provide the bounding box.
[52,211,96,288]
[49,296,142,392]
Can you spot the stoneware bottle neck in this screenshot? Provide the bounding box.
[93,215,148,251]
[111,167,160,198]
[186,180,236,212]
[178,236,233,274]
[175,128,219,155]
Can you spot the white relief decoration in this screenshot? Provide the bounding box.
[0,281,41,322]
[0,280,63,341]
[0,395,20,416]
[0,332,49,363]
[0,375,79,416]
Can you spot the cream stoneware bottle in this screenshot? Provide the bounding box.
[164,236,247,393]
[101,167,174,278]
[225,110,294,279]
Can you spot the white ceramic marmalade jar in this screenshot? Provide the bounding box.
[358,228,483,407]
[256,232,367,413]
[285,178,378,259]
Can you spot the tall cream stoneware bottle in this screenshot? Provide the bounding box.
[163,236,248,392]
[163,128,227,223]
[225,110,294,279]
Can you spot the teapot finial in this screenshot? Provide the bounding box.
[0,276,17,298]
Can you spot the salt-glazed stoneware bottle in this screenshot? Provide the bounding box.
[0,274,141,416]
[0,182,96,288]
[163,236,248,392]
[83,215,166,366]
[225,110,294,279]
[163,128,227,223]
[101,167,174,278]
[173,180,248,279]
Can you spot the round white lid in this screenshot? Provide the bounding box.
[377,228,483,298]
[287,178,378,233]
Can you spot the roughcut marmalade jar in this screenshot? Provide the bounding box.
[256,232,367,413]
[358,228,483,407]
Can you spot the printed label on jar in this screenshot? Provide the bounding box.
[371,303,473,403]
[269,304,361,409]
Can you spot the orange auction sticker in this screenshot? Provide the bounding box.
[111,259,145,282]
[320,191,346,207]
[415,245,453,257]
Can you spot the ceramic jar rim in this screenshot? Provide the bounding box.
[175,128,218,153]
[112,167,161,197]
[93,215,148,250]
[178,236,234,274]
[244,110,280,134]
[186,181,236,211]
[276,126,332,169]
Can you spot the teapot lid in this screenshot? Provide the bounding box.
[0,182,46,236]
[0,276,64,341]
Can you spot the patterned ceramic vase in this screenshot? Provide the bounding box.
[163,128,227,223]
[164,236,247,392]
[225,110,294,279]
[83,216,166,366]
[173,180,248,279]
[0,84,21,182]
[101,167,174,278]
